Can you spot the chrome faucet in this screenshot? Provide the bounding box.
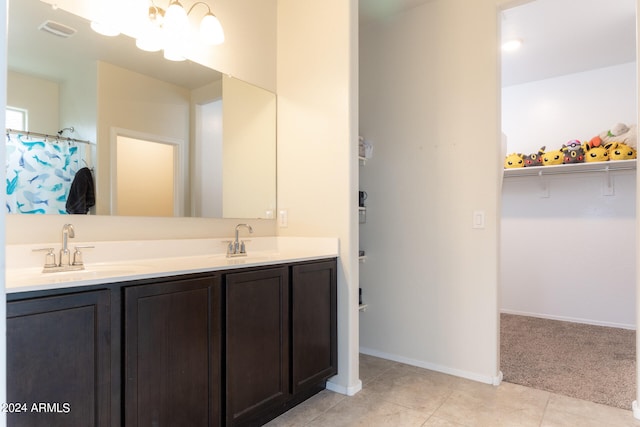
[227,223,253,257]
[60,223,75,266]
[33,223,93,272]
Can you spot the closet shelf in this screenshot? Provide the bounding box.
[503,159,636,178]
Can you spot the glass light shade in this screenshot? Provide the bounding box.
[90,21,120,37]
[136,36,163,52]
[164,1,189,33]
[163,41,186,61]
[136,21,164,52]
[199,13,224,45]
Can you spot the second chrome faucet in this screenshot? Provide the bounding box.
[227,223,253,257]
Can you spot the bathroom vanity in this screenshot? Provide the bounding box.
[5,237,338,427]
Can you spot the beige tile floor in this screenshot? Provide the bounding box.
[265,354,640,427]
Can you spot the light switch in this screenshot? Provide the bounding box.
[473,211,485,229]
[279,209,288,227]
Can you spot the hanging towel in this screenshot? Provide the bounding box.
[65,167,95,214]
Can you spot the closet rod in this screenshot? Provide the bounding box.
[6,128,94,145]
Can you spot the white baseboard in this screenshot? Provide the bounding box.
[500,309,636,330]
[633,400,640,419]
[359,347,502,386]
[326,378,362,396]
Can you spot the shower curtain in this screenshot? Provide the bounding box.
[5,133,85,214]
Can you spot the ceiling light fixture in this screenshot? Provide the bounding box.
[134,0,225,62]
[501,39,523,52]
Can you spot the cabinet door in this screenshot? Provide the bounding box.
[225,267,289,426]
[124,275,221,427]
[291,260,338,393]
[7,290,111,427]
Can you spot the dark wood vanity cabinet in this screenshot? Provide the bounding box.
[291,260,337,394]
[123,275,221,427]
[6,258,337,427]
[224,266,290,426]
[6,290,111,427]
[225,260,338,426]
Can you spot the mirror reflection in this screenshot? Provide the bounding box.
[6,0,276,218]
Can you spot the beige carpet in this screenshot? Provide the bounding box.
[500,313,636,410]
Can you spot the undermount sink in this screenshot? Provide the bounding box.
[6,263,151,286]
[62,264,148,276]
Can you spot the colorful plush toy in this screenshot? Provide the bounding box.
[586,135,604,149]
[607,142,637,161]
[523,146,545,167]
[542,149,564,166]
[597,123,637,149]
[504,153,524,168]
[584,144,609,162]
[562,143,585,164]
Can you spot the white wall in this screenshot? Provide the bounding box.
[222,75,276,218]
[502,171,636,328]
[194,100,223,218]
[502,62,637,155]
[277,0,360,394]
[7,71,59,132]
[359,0,502,384]
[59,60,97,147]
[191,80,223,218]
[501,64,637,328]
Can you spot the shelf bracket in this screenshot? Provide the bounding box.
[602,166,614,196]
[538,170,549,198]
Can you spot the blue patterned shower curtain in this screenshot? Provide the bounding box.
[5,133,86,214]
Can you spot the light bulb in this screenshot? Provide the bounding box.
[199,13,224,45]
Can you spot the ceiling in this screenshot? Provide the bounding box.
[11,1,637,90]
[360,0,637,87]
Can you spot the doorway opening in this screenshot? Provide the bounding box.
[499,0,637,410]
[111,131,182,217]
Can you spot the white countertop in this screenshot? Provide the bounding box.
[6,237,339,294]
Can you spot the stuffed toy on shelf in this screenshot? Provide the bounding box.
[584,144,609,162]
[607,142,637,161]
[589,123,637,149]
[542,148,564,166]
[523,146,545,167]
[562,141,585,164]
[504,153,525,168]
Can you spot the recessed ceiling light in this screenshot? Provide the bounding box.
[502,39,523,52]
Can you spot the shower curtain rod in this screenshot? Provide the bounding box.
[5,128,94,145]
